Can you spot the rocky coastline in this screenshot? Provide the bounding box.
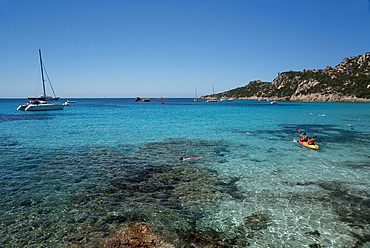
[220,93,370,102]
[201,52,370,102]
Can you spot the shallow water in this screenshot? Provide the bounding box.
[0,98,369,247]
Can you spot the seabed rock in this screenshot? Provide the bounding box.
[309,244,322,248]
[176,230,232,248]
[305,230,321,237]
[245,212,270,230]
[103,222,174,248]
[68,222,236,248]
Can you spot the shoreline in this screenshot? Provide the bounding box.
[200,96,370,102]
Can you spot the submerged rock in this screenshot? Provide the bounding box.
[69,223,237,248]
[309,244,322,248]
[20,199,33,207]
[305,230,321,237]
[63,139,246,247]
[245,212,270,230]
[177,231,231,248]
[104,222,174,248]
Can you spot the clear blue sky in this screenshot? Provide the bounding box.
[1,0,369,98]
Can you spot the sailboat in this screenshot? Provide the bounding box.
[17,49,64,111]
[207,84,218,102]
[194,87,198,101]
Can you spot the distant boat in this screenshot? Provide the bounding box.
[194,87,198,101]
[207,85,218,102]
[62,100,76,106]
[270,100,277,104]
[17,49,64,111]
[220,96,233,102]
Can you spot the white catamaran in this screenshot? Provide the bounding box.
[17,49,64,111]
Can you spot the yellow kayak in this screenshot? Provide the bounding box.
[299,138,319,149]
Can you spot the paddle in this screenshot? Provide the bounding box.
[296,128,301,132]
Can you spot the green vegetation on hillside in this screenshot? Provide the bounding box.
[209,53,370,100]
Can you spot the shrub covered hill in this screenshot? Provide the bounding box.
[202,52,370,102]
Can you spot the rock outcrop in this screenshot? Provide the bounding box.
[134,97,150,102]
[68,221,233,248]
[202,52,370,102]
[104,222,174,248]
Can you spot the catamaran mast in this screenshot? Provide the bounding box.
[39,49,46,99]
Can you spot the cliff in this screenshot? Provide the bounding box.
[202,52,370,102]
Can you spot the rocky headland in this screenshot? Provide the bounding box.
[201,52,370,102]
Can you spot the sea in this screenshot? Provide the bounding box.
[0,98,369,248]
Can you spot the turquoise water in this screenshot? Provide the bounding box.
[0,98,369,247]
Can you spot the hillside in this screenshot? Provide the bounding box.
[202,53,370,102]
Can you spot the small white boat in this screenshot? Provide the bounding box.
[270,100,277,104]
[66,100,76,103]
[63,101,70,106]
[17,50,64,111]
[220,96,233,101]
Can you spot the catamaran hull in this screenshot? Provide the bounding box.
[17,103,64,111]
[17,104,28,111]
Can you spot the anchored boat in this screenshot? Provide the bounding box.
[17,49,64,111]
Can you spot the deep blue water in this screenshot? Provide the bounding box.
[0,98,369,247]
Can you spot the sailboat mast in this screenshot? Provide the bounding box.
[39,49,46,99]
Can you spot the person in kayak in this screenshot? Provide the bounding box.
[300,133,308,142]
[307,136,316,145]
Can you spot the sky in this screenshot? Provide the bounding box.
[1,0,370,98]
